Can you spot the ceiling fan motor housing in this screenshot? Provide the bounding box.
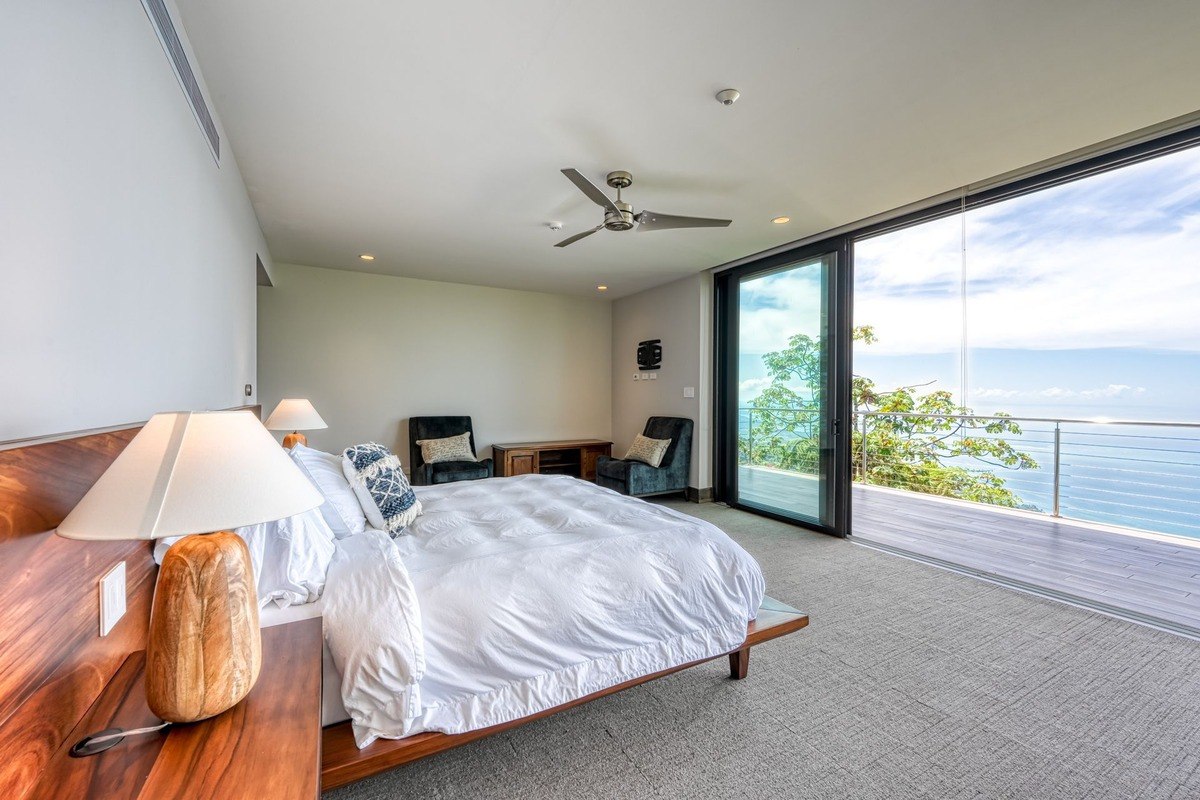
[605,201,635,231]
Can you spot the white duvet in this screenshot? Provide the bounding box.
[323,474,765,748]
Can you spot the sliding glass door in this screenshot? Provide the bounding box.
[716,241,851,535]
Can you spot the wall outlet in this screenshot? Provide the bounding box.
[633,373,640,381]
[648,373,657,380]
[683,386,695,398]
[99,562,126,636]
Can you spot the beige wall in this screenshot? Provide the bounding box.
[610,273,713,491]
[0,0,268,441]
[258,263,612,462]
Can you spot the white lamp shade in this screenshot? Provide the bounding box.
[56,410,324,541]
[264,399,328,432]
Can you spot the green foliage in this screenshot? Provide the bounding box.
[743,325,1038,508]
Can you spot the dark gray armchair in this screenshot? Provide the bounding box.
[408,416,493,486]
[596,416,693,498]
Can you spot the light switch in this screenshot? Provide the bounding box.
[683,386,695,398]
[99,562,126,636]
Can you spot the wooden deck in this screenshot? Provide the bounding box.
[739,466,1200,635]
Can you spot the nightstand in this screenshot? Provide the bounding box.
[33,617,322,799]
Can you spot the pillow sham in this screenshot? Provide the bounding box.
[624,434,672,468]
[152,507,336,609]
[342,442,423,534]
[415,431,476,465]
[290,444,367,537]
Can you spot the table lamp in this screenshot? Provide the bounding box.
[264,398,328,448]
[56,410,322,738]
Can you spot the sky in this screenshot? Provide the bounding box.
[739,144,1200,422]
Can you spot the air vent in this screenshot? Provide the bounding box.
[140,0,220,162]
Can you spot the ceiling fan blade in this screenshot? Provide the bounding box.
[561,168,621,215]
[554,224,605,248]
[636,211,732,231]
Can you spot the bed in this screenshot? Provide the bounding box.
[259,472,809,789]
[0,417,805,795]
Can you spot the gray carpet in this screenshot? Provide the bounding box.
[327,499,1200,799]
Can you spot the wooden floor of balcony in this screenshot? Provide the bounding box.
[738,466,1200,636]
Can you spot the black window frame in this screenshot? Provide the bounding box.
[712,122,1200,538]
[714,236,853,538]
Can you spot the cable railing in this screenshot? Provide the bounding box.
[738,407,1200,539]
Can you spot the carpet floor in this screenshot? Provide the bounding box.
[326,499,1200,799]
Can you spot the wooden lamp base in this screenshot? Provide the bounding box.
[146,532,261,723]
[282,431,308,449]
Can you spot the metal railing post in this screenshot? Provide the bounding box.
[860,413,868,482]
[746,408,753,466]
[1052,422,1061,517]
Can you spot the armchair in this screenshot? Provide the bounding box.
[596,416,693,498]
[408,416,493,486]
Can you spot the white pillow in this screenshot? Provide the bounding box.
[322,530,425,748]
[153,507,336,609]
[290,444,367,537]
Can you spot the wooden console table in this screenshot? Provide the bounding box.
[492,439,612,481]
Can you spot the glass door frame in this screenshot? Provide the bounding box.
[714,235,853,538]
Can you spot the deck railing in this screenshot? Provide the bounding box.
[739,407,1200,539]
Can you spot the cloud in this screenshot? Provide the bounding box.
[973,384,1147,401]
[739,377,773,397]
[740,146,1200,357]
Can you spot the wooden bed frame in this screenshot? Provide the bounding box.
[0,415,809,795]
[321,602,809,789]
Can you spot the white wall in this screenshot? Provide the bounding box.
[0,1,268,441]
[258,264,612,460]
[611,273,713,492]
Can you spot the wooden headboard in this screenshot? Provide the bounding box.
[0,407,260,798]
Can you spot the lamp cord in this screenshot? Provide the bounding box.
[69,721,172,757]
[84,722,171,745]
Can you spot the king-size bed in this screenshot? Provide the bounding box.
[1,414,806,795]
[150,440,808,789]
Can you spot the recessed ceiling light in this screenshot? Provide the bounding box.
[359,253,375,261]
[772,216,790,224]
[596,285,608,292]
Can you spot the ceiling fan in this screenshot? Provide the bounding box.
[554,168,732,247]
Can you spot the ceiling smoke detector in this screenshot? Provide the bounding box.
[715,88,740,106]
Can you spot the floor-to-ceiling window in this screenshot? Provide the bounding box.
[716,124,1200,549]
[852,137,1200,539]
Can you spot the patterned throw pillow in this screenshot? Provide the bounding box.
[415,431,477,465]
[624,434,672,468]
[342,443,422,535]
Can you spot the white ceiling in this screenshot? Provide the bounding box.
[174,0,1200,298]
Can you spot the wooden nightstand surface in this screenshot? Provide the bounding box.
[32,617,322,800]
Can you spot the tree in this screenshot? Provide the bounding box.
[743,326,1039,508]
